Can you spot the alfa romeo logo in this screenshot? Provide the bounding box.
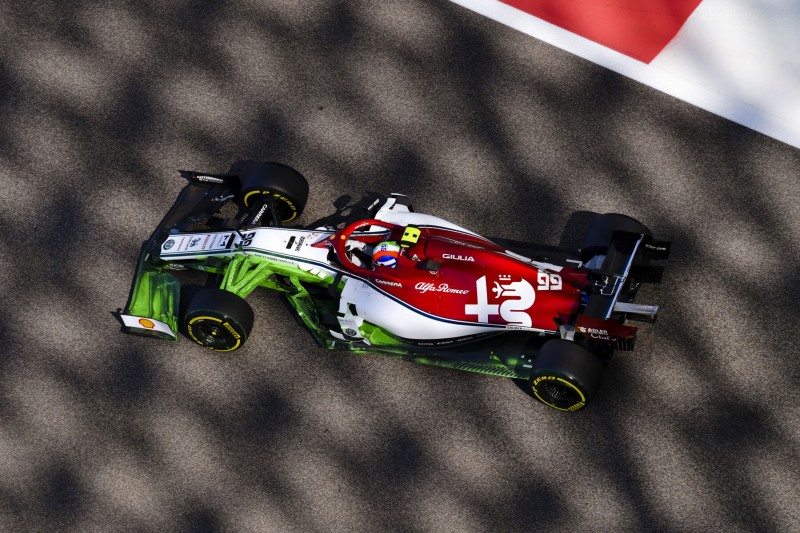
[164,239,175,250]
[465,276,535,327]
[463,273,563,327]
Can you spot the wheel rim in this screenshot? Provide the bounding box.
[531,374,586,411]
[187,316,242,351]
[539,381,580,407]
[243,190,298,221]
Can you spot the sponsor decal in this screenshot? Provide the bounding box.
[272,192,296,212]
[294,236,305,252]
[465,275,535,326]
[163,239,175,250]
[195,175,225,183]
[375,279,402,288]
[415,282,469,295]
[576,324,618,342]
[442,253,475,262]
[201,234,211,250]
[253,203,269,224]
[252,253,294,265]
[222,321,241,339]
[417,335,483,347]
[344,328,358,336]
[189,237,201,248]
[119,315,176,337]
[578,326,608,335]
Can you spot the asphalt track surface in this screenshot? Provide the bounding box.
[1,1,799,532]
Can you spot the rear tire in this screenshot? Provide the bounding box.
[530,339,604,412]
[184,288,254,352]
[236,161,309,222]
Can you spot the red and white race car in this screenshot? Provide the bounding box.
[121,162,671,411]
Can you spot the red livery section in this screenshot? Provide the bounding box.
[500,0,704,63]
[337,220,583,332]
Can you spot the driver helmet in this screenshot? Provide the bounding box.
[373,241,401,268]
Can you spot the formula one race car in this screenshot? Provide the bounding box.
[120,162,670,411]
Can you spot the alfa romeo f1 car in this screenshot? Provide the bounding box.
[120,162,670,411]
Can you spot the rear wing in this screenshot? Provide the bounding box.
[584,230,671,325]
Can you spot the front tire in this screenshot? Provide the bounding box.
[184,288,254,352]
[530,339,604,412]
[236,161,309,222]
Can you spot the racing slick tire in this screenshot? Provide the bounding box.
[580,213,650,262]
[530,339,604,412]
[237,161,309,223]
[184,288,254,352]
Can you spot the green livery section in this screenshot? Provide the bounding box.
[125,253,180,340]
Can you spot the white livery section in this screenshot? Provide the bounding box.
[160,228,334,272]
[338,278,501,340]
